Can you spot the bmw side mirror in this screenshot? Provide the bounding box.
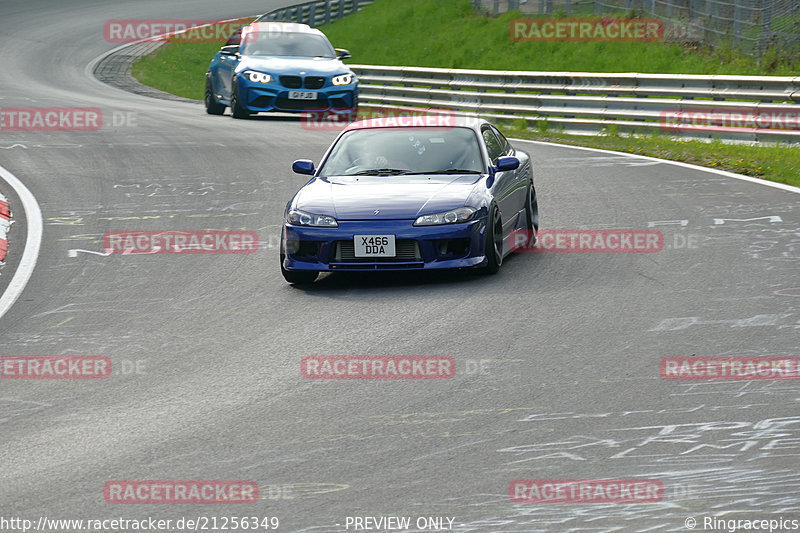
[335,48,351,60]
[225,28,243,46]
[220,45,239,56]
[494,156,519,172]
[292,159,315,175]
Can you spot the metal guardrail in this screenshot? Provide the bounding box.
[258,0,375,27]
[350,64,800,142]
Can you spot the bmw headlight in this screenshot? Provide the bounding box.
[414,207,476,226]
[332,73,354,86]
[287,209,338,227]
[244,71,272,83]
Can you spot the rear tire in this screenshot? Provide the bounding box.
[482,204,503,275]
[205,78,225,115]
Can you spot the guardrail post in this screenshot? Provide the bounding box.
[338,0,345,19]
[492,0,499,14]
[759,0,773,55]
[324,0,332,24]
[308,3,317,26]
[565,0,571,14]
[733,0,743,48]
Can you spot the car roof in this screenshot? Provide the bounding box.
[343,113,488,133]
[245,22,325,38]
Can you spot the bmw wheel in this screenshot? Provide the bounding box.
[205,77,225,115]
[230,83,251,119]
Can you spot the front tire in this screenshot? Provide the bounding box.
[205,78,225,115]
[281,264,318,284]
[280,236,318,284]
[230,84,251,119]
[482,204,503,275]
[525,180,539,242]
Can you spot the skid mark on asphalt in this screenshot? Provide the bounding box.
[650,313,797,331]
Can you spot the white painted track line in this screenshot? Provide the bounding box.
[0,164,43,321]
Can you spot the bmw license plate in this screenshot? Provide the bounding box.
[288,91,317,100]
[354,235,396,257]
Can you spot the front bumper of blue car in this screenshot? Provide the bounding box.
[237,76,357,113]
[282,218,489,272]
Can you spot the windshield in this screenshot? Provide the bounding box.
[318,127,485,177]
[240,32,335,58]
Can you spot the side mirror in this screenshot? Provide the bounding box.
[292,159,316,175]
[494,156,519,172]
[335,48,351,60]
[220,45,239,56]
[225,28,243,46]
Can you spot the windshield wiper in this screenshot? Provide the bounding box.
[349,168,410,176]
[404,169,483,175]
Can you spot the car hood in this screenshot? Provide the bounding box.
[294,175,483,220]
[236,56,350,75]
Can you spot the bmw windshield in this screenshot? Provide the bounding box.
[240,31,336,58]
[318,127,485,177]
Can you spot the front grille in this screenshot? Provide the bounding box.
[274,96,328,110]
[333,239,421,262]
[279,76,302,88]
[304,76,325,89]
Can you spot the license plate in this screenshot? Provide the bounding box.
[288,91,317,100]
[354,235,396,257]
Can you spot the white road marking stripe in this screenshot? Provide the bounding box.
[0,164,43,321]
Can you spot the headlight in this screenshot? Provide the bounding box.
[287,209,338,227]
[332,73,354,86]
[414,207,476,226]
[244,71,272,83]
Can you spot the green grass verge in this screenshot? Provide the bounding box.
[498,121,800,187]
[321,0,800,74]
[132,42,227,101]
[130,0,800,188]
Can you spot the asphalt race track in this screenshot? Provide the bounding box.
[1,0,799,531]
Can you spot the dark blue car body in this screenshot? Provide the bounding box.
[205,22,357,117]
[280,117,537,283]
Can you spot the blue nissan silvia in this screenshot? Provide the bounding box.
[205,22,357,118]
[280,116,538,284]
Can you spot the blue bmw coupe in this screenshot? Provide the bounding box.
[205,22,357,118]
[280,116,538,284]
